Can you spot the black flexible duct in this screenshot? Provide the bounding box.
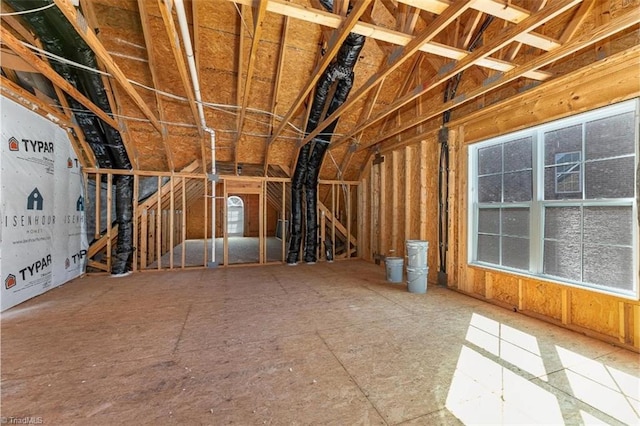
[7,0,134,274]
[287,3,364,264]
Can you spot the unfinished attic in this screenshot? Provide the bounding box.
[1,0,639,423]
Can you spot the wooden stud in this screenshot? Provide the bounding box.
[281,182,286,262]
[633,304,640,349]
[133,174,139,272]
[182,177,187,269]
[223,180,228,266]
[618,301,626,344]
[391,151,399,254]
[156,176,162,270]
[331,184,336,260]
[404,146,412,241]
[169,176,175,269]
[106,174,113,272]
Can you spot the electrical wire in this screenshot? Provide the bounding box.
[0,2,56,16]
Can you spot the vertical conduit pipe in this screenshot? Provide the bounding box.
[174,0,218,266]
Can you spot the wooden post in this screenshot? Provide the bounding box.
[404,146,412,243]
[331,183,336,259]
[281,181,286,262]
[223,179,228,266]
[156,175,162,270]
[106,173,112,272]
[181,177,187,269]
[391,150,399,255]
[346,183,352,258]
[133,174,139,272]
[95,173,101,240]
[169,176,175,269]
[140,208,148,269]
[260,181,265,264]
[420,140,428,240]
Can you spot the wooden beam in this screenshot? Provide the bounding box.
[235,0,269,174]
[51,84,97,168]
[503,0,547,62]
[138,0,175,171]
[228,0,554,78]
[362,7,639,152]
[157,0,203,138]
[263,15,290,176]
[267,0,373,144]
[53,0,163,133]
[0,27,121,130]
[559,0,594,43]
[302,0,474,147]
[340,0,582,150]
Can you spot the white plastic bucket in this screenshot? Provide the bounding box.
[406,240,428,268]
[407,266,428,293]
[385,257,404,283]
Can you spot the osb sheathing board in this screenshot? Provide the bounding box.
[570,289,621,337]
[448,47,640,349]
[521,278,563,321]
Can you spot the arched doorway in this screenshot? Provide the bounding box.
[227,196,244,237]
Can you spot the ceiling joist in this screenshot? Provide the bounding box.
[333,0,584,150]
[364,7,640,152]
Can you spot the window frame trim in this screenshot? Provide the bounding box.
[468,99,639,300]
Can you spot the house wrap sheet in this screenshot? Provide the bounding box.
[1,96,88,311]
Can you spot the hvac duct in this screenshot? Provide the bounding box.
[287,1,365,264]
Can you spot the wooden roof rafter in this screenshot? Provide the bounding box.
[52,0,163,135]
[234,0,268,175]
[156,0,203,138]
[331,0,584,151]
[301,0,474,147]
[78,0,140,169]
[363,6,639,154]
[266,0,374,146]
[0,26,121,130]
[228,0,551,81]
[138,0,175,171]
[263,14,290,176]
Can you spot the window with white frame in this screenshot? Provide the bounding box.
[469,100,638,298]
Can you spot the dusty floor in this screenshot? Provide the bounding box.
[1,260,638,425]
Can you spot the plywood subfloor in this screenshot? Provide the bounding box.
[1,260,638,425]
